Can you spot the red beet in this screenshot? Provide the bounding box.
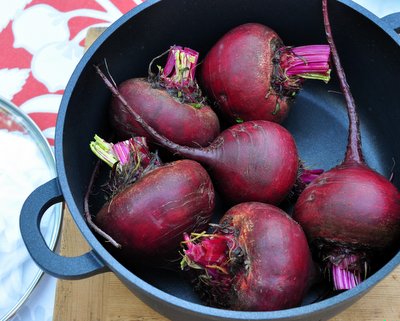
[293,0,400,290]
[110,46,220,147]
[111,78,220,146]
[94,159,215,263]
[181,202,314,311]
[168,120,299,205]
[200,23,331,124]
[96,65,299,205]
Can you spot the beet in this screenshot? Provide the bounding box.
[168,120,299,205]
[96,65,299,205]
[181,202,314,311]
[293,0,400,290]
[94,159,215,264]
[111,78,220,146]
[200,23,331,124]
[110,46,220,147]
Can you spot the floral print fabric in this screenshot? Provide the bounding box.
[0,0,139,145]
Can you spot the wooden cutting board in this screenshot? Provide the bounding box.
[53,28,400,321]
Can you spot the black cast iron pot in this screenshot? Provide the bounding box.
[20,0,400,320]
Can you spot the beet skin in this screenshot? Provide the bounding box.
[95,159,215,263]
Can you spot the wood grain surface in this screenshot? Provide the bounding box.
[52,28,400,321]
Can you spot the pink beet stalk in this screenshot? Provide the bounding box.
[331,254,363,290]
[159,45,200,101]
[89,135,161,198]
[279,45,331,92]
[162,46,199,87]
[299,168,325,185]
[181,231,238,292]
[90,135,155,171]
[112,136,151,166]
[289,165,324,200]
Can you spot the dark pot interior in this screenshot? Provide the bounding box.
[55,0,400,320]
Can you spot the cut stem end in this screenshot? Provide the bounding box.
[180,228,242,290]
[277,44,331,92]
[152,45,205,106]
[326,251,368,291]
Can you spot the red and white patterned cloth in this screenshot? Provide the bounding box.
[0,0,142,146]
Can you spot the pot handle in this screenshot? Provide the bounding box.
[20,178,108,279]
[381,12,400,34]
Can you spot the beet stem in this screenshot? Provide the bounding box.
[299,168,324,185]
[331,254,362,290]
[161,46,199,90]
[90,134,119,168]
[283,45,331,81]
[322,0,364,164]
[181,231,238,290]
[148,46,205,106]
[84,159,122,248]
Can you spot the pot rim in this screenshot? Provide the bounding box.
[55,0,400,319]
